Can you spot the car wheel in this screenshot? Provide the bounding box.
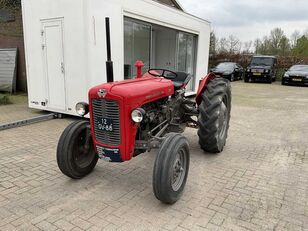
[230,74,235,82]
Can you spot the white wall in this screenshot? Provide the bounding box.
[22,0,88,113]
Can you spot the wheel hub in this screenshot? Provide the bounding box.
[73,130,95,168]
[171,149,187,191]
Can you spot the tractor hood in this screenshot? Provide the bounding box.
[89,75,174,106]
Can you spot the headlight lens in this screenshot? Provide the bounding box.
[284,74,289,78]
[76,102,89,116]
[265,69,270,73]
[131,108,145,123]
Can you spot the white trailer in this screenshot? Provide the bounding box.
[21,0,210,116]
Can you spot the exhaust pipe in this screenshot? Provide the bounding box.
[105,17,114,83]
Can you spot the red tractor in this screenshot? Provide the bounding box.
[57,18,231,204]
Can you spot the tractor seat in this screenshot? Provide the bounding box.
[170,72,192,90]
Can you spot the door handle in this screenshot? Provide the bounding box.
[61,62,65,74]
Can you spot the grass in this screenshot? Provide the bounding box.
[0,92,27,105]
[0,93,11,105]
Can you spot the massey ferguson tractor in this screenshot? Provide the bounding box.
[57,18,231,204]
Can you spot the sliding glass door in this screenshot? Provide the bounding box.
[176,32,197,92]
[124,18,197,92]
[124,19,151,79]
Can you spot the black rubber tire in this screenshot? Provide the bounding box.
[198,78,231,153]
[244,77,249,83]
[153,133,190,204]
[267,77,272,84]
[240,73,244,80]
[230,74,235,82]
[57,121,98,179]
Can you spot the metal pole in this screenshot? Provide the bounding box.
[105,17,114,83]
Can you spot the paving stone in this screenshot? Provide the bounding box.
[0,82,308,230]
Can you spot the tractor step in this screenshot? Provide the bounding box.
[0,113,57,131]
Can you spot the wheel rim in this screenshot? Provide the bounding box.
[73,128,95,169]
[171,148,187,191]
[218,97,229,140]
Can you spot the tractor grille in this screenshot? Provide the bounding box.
[92,99,121,146]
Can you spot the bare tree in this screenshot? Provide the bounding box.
[210,31,218,55]
[279,36,290,56]
[290,30,301,48]
[269,28,284,54]
[228,35,241,54]
[254,38,262,54]
[218,37,229,54]
[243,41,253,54]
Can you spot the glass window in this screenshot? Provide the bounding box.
[176,32,197,92]
[124,19,151,79]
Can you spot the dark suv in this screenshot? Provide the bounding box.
[245,55,277,83]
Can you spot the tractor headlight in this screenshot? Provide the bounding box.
[131,108,145,123]
[76,102,89,117]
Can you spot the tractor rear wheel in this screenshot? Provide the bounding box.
[198,78,231,153]
[57,121,98,179]
[153,133,190,204]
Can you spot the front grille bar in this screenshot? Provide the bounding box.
[92,99,121,146]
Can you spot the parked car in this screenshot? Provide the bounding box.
[245,55,277,83]
[211,62,244,81]
[282,65,308,86]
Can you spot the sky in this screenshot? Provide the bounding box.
[177,0,308,42]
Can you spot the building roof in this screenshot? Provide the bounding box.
[155,0,184,11]
[171,0,184,11]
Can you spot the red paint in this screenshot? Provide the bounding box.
[89,76,174,162]
[196,73,216,105]
[135,60,144,78]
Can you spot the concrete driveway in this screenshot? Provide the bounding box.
[0,82,308,230]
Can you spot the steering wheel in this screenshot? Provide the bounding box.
[148,69,178,80]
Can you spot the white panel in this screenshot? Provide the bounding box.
[42,19,66,110]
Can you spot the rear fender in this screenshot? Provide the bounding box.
[196,73,216,105]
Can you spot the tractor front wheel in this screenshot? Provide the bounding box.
[198,78,231,153]
[57,121,98,179]
[153,133,190,204]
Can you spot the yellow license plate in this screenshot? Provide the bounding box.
[253,73,261,76]
[292,78,302,82]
